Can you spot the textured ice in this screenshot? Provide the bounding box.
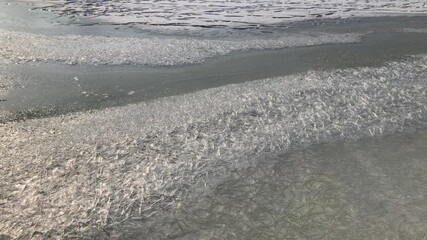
[39,0,427,32]
[0,64,8,95]
[0,61,26,96]
[1,55,427,239]
[137,130,427,239]
[0,29,361,66]
[402,28,427,33]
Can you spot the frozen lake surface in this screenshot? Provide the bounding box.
[2,30,427,122]
[1,1,427,239]
[2,54,427,239]
[37,0,427,34]
[122,128,427,239]
[1,2,427,121]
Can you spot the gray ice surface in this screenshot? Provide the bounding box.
[1,1,427,239]
[1,55,427,238]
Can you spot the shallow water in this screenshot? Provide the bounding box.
[121,128,427,239]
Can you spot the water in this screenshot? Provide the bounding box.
[121,128,427,239]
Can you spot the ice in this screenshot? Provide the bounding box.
[0,29,362,66]
[1,55,427,239]
[402,28,427,33]
[0,61,27,96]
[140,129,427,239]
[37,0,427,32]
[2,2,427,238]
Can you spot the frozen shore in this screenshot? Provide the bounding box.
[1,1,427,239]
[0,29,362,66]
[2,29,427,123]
[2,55,427,239]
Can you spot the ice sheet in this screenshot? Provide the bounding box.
[0,29,362,66]
[1,55,427,239]
[38,0,427,31]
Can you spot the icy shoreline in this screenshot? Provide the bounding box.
[0,29,362,66]
[2,1,427,239]
[1,55,427,239]
[3,29,427,124]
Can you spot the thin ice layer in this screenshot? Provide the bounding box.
[1,55,427,239]
[403,28,427,33]
[0,29,361,66]
[0,63,9,95]
[39,0,427,31]
[134,129,427,239]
